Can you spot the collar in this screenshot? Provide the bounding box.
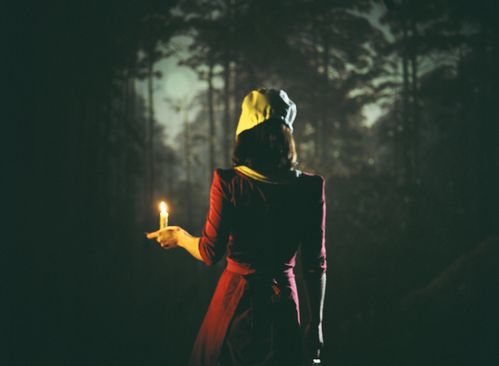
[234,165,301,184]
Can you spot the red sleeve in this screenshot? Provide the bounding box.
[301,176,327,277]
[198,169,232,266]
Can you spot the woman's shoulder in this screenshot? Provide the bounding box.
[298,172,326,201]
[213,167,325,187]
[298,171,325,185]
[213,168,238,183]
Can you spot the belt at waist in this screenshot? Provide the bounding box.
[225,257,295,279]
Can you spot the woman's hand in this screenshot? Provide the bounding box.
[146,226,183,249]
[146,226,203,261]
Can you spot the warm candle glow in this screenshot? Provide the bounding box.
[159,201,169,229]
[160,201,168,214]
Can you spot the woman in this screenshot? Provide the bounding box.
[147,89,327,366]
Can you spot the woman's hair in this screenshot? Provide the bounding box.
[232,118,298,174]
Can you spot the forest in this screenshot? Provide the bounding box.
[11,0,498,365]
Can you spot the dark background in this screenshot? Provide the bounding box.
[10,0,498,365]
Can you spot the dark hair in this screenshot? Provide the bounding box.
[232,118,298,174]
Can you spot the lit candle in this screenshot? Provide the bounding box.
[159,201,169,229]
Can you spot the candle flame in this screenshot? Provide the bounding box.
[159,201,168,214]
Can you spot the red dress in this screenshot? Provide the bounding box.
[189,168,326,366]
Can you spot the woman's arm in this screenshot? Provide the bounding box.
[179,230,202,261]
[146,169,232,264]
[196,169,232,265]
[146,226,203,261]
[301,175,327,361]
[304,272,326,359]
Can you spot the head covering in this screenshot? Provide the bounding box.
[235,88,297,138]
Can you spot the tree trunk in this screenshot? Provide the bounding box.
[311,27,321,160]
[223,51,231,167]
[184,108,193,229]
[410,19,419,180]
[147,51,155,208]
[208,58,216,173]
[223,0,234,167]
[125,63,138,228]
[317,28,329,164]
[401,18,412,185]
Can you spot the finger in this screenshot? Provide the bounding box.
[146,231,159,239]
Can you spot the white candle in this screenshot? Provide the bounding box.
[159,201,169,229]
